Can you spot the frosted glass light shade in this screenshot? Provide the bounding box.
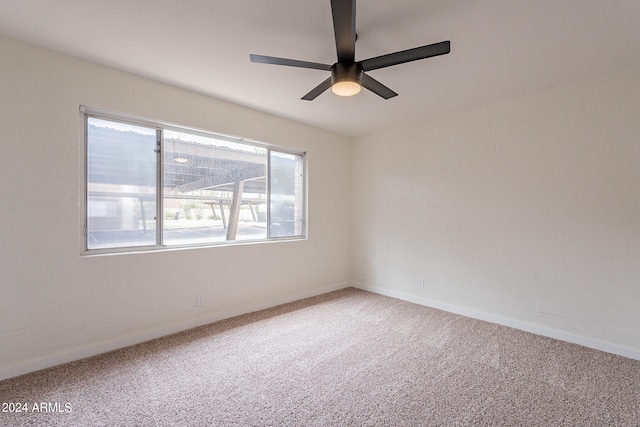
[332,80,361,97]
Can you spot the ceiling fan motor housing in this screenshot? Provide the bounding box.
[331,62,363,85]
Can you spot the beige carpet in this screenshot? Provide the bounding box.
[1,287,639,426]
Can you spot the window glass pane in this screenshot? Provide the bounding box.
[269,151,304,237]
[163,130,267,245]
[87,118,157,249]
[84,108,306,253]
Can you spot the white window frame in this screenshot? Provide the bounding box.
[81,106,307,255]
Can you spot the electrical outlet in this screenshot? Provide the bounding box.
[196,295,204,306]
[417,279,425,289]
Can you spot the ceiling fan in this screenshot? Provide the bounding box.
[250,0,450,100]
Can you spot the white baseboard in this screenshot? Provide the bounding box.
[0,282,350,381]
[353,282,640,361]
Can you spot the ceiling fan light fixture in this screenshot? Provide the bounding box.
[332,79,361,97]
[331,62,363,97]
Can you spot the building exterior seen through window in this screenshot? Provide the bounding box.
[84,109,305,252]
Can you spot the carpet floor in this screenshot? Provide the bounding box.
[1,287,639,426]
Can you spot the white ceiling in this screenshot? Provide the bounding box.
[2,0,640,137]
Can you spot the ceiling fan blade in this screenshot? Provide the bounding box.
[360,40,450,72]
[302,77,333,101]
[250,54,331,71]
[361,73,398,99]
[331,0,356,63]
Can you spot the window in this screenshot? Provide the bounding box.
[83,107,305,252]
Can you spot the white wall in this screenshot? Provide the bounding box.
[0,35,351,380]
[351,67,640,358]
